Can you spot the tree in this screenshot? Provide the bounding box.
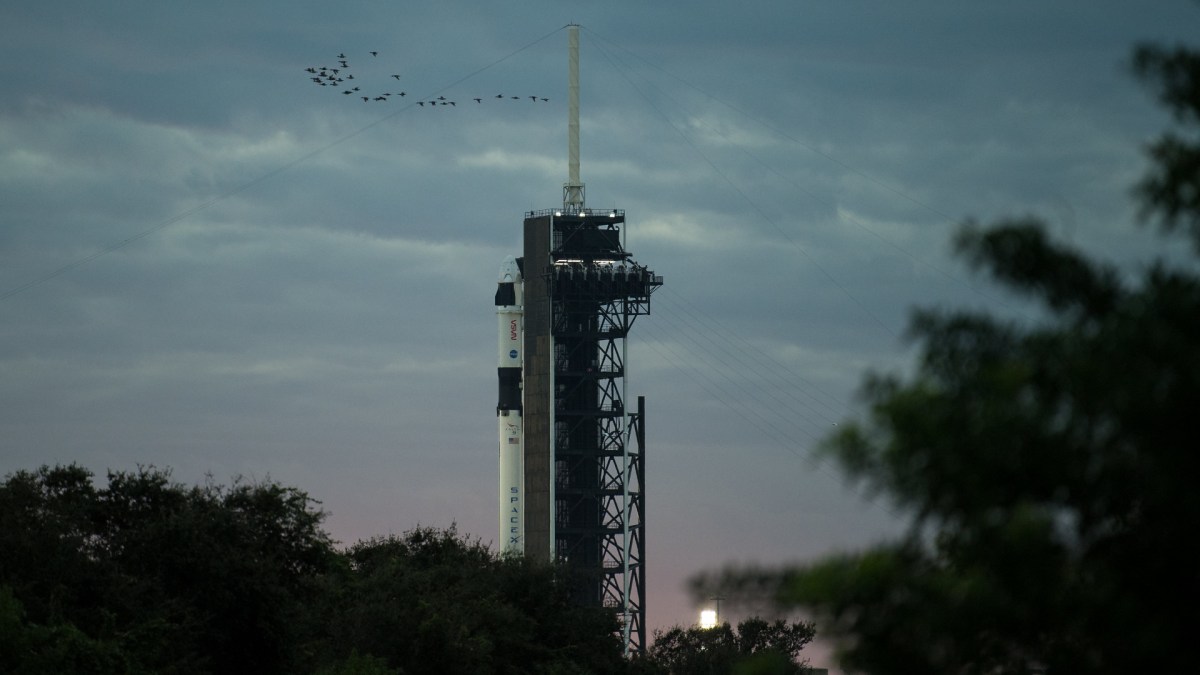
[0,586,130,675]
[0,464,339,674]
[323,525,630,675]
[694,36,1200,675]
[1,466,635,674]
[642,617,816,675]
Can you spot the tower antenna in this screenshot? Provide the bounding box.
[563,24,585,213]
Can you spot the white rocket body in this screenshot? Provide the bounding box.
[496,256,524,555]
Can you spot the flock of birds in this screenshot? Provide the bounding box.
[304,51,551,108]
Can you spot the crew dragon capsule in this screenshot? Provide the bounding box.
[496,256,524,555]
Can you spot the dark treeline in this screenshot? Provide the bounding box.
[0,464,814,675]
[0,464,627,674]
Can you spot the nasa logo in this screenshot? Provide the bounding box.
[509,349,518,359]
[510,319,518,341]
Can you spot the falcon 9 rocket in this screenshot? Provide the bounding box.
[496,256,524,555]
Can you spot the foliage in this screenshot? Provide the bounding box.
[314,650,400,675]
[1133,41,1200,248]
[0,465,632,674]
[0,586,130,675]
[327,526,629,675]
[694,37,1200,675]
[641,617,816,675]
[0,464,339,674]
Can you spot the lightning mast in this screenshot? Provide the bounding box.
[564,25,585,213]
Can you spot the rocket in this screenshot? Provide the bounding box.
[496,256,524,555]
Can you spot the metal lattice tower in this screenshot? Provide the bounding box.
[522,207,660,653]
[509,24,661,655]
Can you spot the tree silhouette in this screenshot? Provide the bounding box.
[695,34,1200,675]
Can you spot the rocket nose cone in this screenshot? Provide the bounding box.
[499,255,520,283]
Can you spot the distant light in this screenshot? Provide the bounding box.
[554,211,562,216]
[609,212,616,218]
[699,609,718,629]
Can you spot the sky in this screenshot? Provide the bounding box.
[2,0,1197,668]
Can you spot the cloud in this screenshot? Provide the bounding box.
[456,147,560,175]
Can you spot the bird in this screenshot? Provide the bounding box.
[370,51,378,57]
[448,101,456,106]
[417,101,425,107]
[374,96,386,101]
[397,91,405,97]
[540,97,548,102]
[391,74,401,80]
[338,53,346,58]
[305,67,316,74]
[530,96,537,101]
[437,96,446,101]
[362,96,369,102]
[474,98,482,103]
[511,96,519,100]
[343,90,352,95]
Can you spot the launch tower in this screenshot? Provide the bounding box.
[495,24,661,654]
